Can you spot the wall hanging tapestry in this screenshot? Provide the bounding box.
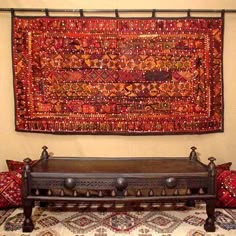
[12,15,224,134]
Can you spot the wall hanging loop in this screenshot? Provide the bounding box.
[45,8,49,17]
[10,8,15,17]
[221,9,225,18]
[115,9,119,18]
[152,9,156,18]
[80,9,84,17]
[187,9,191,17]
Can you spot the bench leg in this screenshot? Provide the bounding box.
[204,199,216,232]
[22,200,34,232]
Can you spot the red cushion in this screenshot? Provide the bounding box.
[216,169,236,208]
[6,159,36,172]
[6,160,24,171]
[216,162,232,175]
[0,171,22,209]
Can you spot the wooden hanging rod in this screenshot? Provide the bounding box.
[0,8,236,14]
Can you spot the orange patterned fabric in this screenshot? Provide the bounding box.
[12,16,224,134]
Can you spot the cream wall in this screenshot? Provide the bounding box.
[0,0,236,170]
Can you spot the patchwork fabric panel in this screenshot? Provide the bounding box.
[12,16,224,134]
[0,171,22,209]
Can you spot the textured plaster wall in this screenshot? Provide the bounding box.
[0,0,236,170]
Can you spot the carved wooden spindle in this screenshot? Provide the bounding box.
[73,190,78,197]
[35,189,40,196]
[199,188,205,195]
[189,146,197,161]
[111,190,116,197]
[149,189,154,197]
[98,191,103,197]
[60,190,64,197]
[124,190,128,197]
[64,178,76,189]
[173,189,179,196]
[86,191,90,197]
[186,188,191,195]
[47,189,52,196]
[136,190,142,197]
[161,188,167,196]
[41,146,49,160]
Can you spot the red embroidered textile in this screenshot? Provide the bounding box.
[12,16,224,134]
[216,170,236,208]
[216,162,232,175]
[6,159,36,172]
[0,171,22,209]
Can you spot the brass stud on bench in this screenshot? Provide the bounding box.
[115,177,128,192]
[165,177,177,188]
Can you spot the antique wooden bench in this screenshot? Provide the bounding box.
[22,146,216,232]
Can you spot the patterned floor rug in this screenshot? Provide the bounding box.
[0,203,235,236]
